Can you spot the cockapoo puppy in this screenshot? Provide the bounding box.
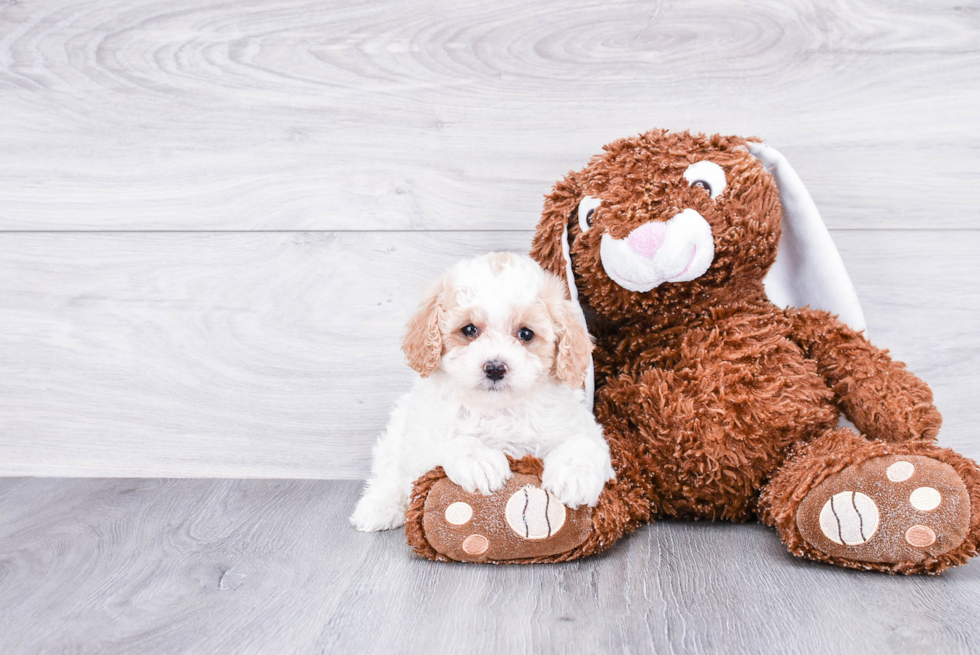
[350,252,615,532]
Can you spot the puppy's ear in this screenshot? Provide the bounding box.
[547,279,593,389]
[402,279,445,377]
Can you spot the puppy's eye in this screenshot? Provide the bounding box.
[682,161,726,200]
[576,196,602,234]
[461,324,479,338]
[517,327,534,342]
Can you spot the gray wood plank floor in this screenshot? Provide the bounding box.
[1,478,978,655]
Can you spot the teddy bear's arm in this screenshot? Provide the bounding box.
[785,307,942,443]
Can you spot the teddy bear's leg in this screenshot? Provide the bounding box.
[404,455,639,563]
[759,427,980,574]
[787,307,943,443]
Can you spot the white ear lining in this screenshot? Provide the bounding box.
[561,224,595,411]
[749,142,868,334]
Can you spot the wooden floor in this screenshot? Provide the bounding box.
[2,477,979,655]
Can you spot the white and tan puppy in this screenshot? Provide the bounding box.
[350,252,614,532]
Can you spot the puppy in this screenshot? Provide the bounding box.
[350,252,615,532]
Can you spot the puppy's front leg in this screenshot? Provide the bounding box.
[442,437,512,495]
[542,432,615,509]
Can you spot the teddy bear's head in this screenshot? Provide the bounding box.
[530,129,783,324]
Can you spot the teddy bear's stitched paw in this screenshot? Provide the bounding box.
[443,449,512,495]
[796,455,971,565]
[419,472,594,563]
[350,493,407,532]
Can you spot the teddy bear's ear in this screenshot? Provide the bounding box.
[531,184,596,410]
[531,181,581,288]
[558,225,596,411]
[749,142,868,334]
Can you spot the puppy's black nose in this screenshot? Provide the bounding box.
[483,360,507,381]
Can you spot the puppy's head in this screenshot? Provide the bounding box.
[403,252,592,403]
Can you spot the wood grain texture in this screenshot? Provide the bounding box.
[0,230,529,477]
[0,478,978,655]
[0,229,976,478]
[1,0,979,230]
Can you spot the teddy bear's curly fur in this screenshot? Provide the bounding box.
[405,129,980,574]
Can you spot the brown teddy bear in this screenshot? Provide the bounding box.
[406,129,980,574]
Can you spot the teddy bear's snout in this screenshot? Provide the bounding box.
[626,222,668,259]
[598,209,715,293]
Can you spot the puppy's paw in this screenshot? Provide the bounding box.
[443,449,512,495]
[350,493,406,532]
[542,457,612,509]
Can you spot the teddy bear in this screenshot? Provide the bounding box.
[405,129,980,574]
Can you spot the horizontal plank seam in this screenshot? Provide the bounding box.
[0,474,369,482]
[0,228,977,234]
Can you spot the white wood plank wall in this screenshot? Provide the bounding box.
[1,0,977,478]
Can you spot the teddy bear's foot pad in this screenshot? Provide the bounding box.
[797,455,971,564]
[421,473,592,563]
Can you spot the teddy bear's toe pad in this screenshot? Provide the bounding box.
[421,473,592,562]
[797,455,971,564]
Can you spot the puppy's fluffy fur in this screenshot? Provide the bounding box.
[350,252,614,532]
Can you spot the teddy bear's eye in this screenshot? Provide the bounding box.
[577,196,602,233]
[683,161,726,200]
[691,180,711,194]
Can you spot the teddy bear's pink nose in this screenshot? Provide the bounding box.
[627,222,668,259]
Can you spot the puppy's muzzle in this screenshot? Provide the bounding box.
[483,360,508,382]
